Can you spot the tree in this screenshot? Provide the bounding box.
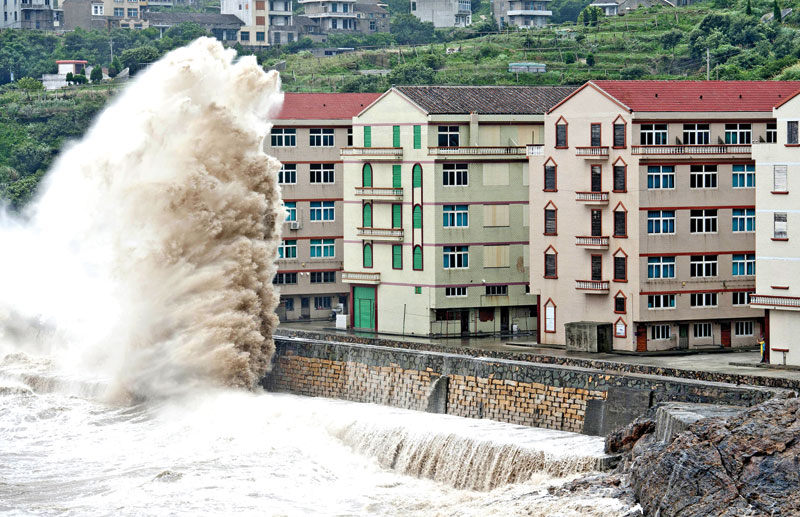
[564,52,576,64]
[73,73,88,84]
[90,66,103,83]
[388,62,436,84]
[16,77,44,91]
[390,14,435,45]
[773,0,781,23]
[120,46,160,75]
[746,0,752,15]
[586,53,595,67]
[109,56,123,77]
[65,71,74,84]
[661,29,682,54]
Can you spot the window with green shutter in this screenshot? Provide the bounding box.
[362,163,372,187]
[413,125,421,149]
[362,203,372,227]
[414,286,422,294]
[393,125,400,147]
[392,204,401,228]
[392,164,401,189]
[364,126,371,148]
[413,246,422,270]
[392,245,402,269]
[412,164,422,188]
[363,243,373,268]
[413,205,422,228]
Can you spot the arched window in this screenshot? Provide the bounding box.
[614,290,627,314]
[412,164,422,188]
[544,245,557,279]
[544,298,557,333]
[555,116,568,148]
[363,243,373,268]
[613,248,627,282]
[362,203,372,227]
[413,205,422,228]
[615,317,627,338]
[362,163,372,187]
[413,245,423,270]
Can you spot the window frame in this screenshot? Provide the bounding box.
[284,201,297,222]
[613,248,627,282]
[689,209,718,234]
[543,158,557,192]
[437,125,460,147]
[693,322,712,338]
[309,238,335,258]
[555,117,568,148]
[544,245,557,279]
[732,291,753,306]
[774,212,788,240]
[310,201,335,222]
[647,210,676,235]
[278,163,297,184]
[732,208,755,233]
[270,128,297,147]
[278,239,297,259]
[647,256,676,279]
[732,164,755,189]
[614,290,627,314]
[650,324,671,340]
[689,255,718,278]
[612,158,627,193]
[544,201,557,236]
[732,253,755,276]
[690,292,718,308]
[309,163,335,184]
[445,287,467,297]
[613,202,627,238]
[787,121,798,145]
[615,317,627,338]
[612,116,626,149]
[647,165,675,190]
[443,163,468,186]
[640,123,668,146]
[735,321,754,336]
[724,123,751,145]
[443,204,469,228]
[682,123,710,145]
[648,294,676,310]
[443,246,469,269]
[689,164,718,189]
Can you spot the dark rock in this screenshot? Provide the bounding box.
[605,416,656,454]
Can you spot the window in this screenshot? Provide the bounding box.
[438,125,459,147]
[443,163,468,186]
[640,124,668,145]
[614,292,626,313]
[413,205,422,228]
[413,246,422,270]
[369,20,376,31]
[767,122,777,143]
[775,213,788,239]
[271,128,296,147]
[310,201,334,221]
[732,253,755,276]
[272,272,297,285]
[114,7,123,15]
[310,271,335,283]
[446,287,467,297]
[127,7,137,16]
[590,123,601,147]
[647,256,675,279]
[443,205,468,227]
[732,291,753,306]
[774,165,788,192]
[283,298,294,311]
[392,204,401,228]
[310,239,335,258]
[362,164,372,187]
[413,125,421,149]
[412,164,422,188]
[735,321,754,336]
[415,286,422,294]
[690,209,717,233]
[615,318,627,338]
[690,255,717,278]
[648,294,675,309]
[392,164,401,189]
[314,297,332,310]
[555,120,568,147]
[732,209,755,232]
[485,285,508,296]
[725,123,751,144]
[647,210,675,234]
[363,243,372,268]
[544,247,557,278]
[591,255,602,281]
[614,208,626,238]
[732,164,755,188]
[347,128,353,147]
[647,166,674,189]
[788,121,798,145]
[683,124,710,145]
[92,3,104,13]
[690,292,718,307]
[361,203,372,227]
[614,253,627,282]
[392,244,402,269]
[613,164,626,192]
[544,206,557,235]
[284,202,296,221]
[392,125,400,147]
[443,246,468,269]
[278,239,297,259]
[613,121,625,147]
[309,128,334,147]
[310,164,334,183]
[590,165,602,192]
[363,126,371,147]
[278,164,296,184]
[651,324,671,340]
[690,165,717,189]
[694,323,712,338]
[544,162,557,191]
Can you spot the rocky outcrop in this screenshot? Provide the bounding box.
[628,397,800,517]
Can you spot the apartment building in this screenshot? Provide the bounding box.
[411,0,471,28]
[341,85,575,336]
[493,0,552,28]
[221,0,296,47]
[298,0,387,34]
[1,0,59,29]
[751,90,800,366]
[529,81,800,352]
[266,93,381,321]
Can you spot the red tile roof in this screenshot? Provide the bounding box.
[275,93,381,120]
[591,80,800,112]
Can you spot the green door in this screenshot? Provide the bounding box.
[353,286,376,330]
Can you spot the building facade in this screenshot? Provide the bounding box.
[493,0,552,28]
[341,86,574,336]
[221,0,295,47]
[529,81,800,351]
[751,91,800,365]
[266,93,381,322]
[1,0,59,30]
[411,0,471,28]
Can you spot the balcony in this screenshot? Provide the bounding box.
[356,227,404,241]
[750,294,800,310]
[428,146,526,159]
[575,191,609,205]
[340,147,403,159]
[526,144,544,157]
[342,271,380,284]
[354,186,403,200]
[305,10,357,17]
[507,9,552,15]
[631,144,751,156]
[575,280,609,294]
[575,236,609,249]
[575,146,609,159]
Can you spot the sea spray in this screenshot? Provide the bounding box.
[0,38,284,397]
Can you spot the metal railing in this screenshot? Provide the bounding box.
[575,191,609,202]
[526,144,544,156]
[631,144,751,155]
[340,147,403,157]
[341,271,380,283]
[575,280,609,291]
[356,227,404,238]
[576,236,609,247]
[428,146,526,156]
[575,146,609,157]
[354,187,403,197]
[750,294,800,308]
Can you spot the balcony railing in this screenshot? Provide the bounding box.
[750,294,800,308]
[575,146,609,158]
[575,191,609,204]
[575,280,609,293]
[342,271,380,284]
[354,187,403,199]
[356,227,404,240]
[576,236,609,248]
[631,144,751,155]
[526,144,544,156]
[340,147,403,158]
[428,146,526,156]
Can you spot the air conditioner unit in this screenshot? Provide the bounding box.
[289,221,301,230]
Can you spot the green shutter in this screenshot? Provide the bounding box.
[364,126,371,148]
[413,125,421,149]
[362,163,372,187]
[413,246,422,270]
[393,125,400,147]
[362,203,372,227]
[392,164,402,189]
[413,205,422,228]
[412,164,422,188]
[392,204,401,228]
[392,245,402,269]
[363,244,373,268]
[414,286,422,294]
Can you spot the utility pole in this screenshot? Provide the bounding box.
[110,38,114,62]
[706,47,710,80]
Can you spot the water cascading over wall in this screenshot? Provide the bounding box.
[0,38,285,398]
